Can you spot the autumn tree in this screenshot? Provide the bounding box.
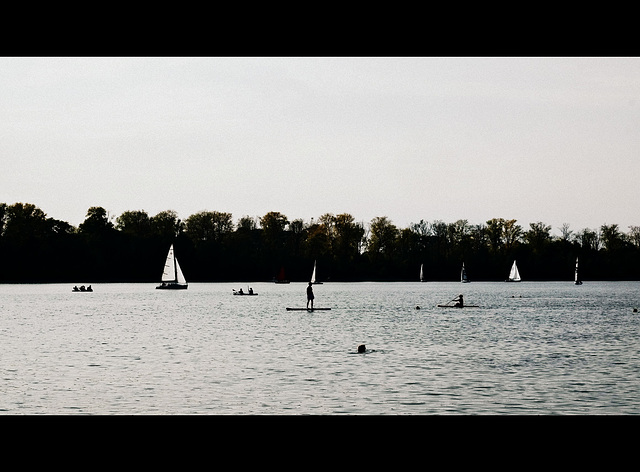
[524,222,552,253]
[151,210,183,241]
[78,206,115,237]
[116,210,151,237]
[367,216,398,255]
[185,211,234,244]
[600,223,626,252]
[259,211,290,273]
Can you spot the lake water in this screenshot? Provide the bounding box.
[1,281,639,415]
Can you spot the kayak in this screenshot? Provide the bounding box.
[437,305,479,308]
[233,290,258,295]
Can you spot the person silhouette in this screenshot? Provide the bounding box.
[306,282,314,309]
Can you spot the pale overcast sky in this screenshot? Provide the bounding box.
[2,56,639,234]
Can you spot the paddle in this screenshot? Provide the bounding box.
[440,296,459,307]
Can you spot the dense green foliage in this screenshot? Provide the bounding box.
[1,202,639,283]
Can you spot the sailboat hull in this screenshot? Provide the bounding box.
[156,283,188,290]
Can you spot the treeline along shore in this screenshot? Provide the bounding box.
[2,202,640,283]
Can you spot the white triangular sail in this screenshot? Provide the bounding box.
[508,260,521,282]
[575,257,582,285]
[161,244,177,282]
[176,257,187,284]
[311,260,317,283]
[158,244,188,288]
[461,262,469,283]
[420,263,425,282]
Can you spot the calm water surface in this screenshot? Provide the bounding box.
[1,281,639,415]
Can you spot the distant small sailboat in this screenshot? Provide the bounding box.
[506,260,521,282]
[575,257,583,285]
[156,244,188,290]
[310,260,323,284]
[461,262,470,283]
[274,266,290,284]
[420,263,425,282]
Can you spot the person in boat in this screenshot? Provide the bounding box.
[73,286,79,291]
[454,294,464,308]
[306,282,314,309]
[248,287,253,294]
[87,285,92,292]
[238,288,244,294]
[80,285,86,292]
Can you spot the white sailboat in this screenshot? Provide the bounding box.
[311,260,323,284]
[420,263,425,282]
[156,244,188,289]
[574,257,583,285]
[461,262,470,283]
[506,260,521,282]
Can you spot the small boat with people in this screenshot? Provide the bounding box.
[233,287,258,295]
[72,285,92,292]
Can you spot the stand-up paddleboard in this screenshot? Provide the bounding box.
[286,307,331,311]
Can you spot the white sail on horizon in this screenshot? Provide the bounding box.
[461,262,469,283]
[508,260,521,282]
[575,256,582,284]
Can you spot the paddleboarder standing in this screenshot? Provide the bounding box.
[306,282,314,309]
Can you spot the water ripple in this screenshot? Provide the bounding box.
[1,281,640,414]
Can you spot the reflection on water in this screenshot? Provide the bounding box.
[1,281,639,414]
